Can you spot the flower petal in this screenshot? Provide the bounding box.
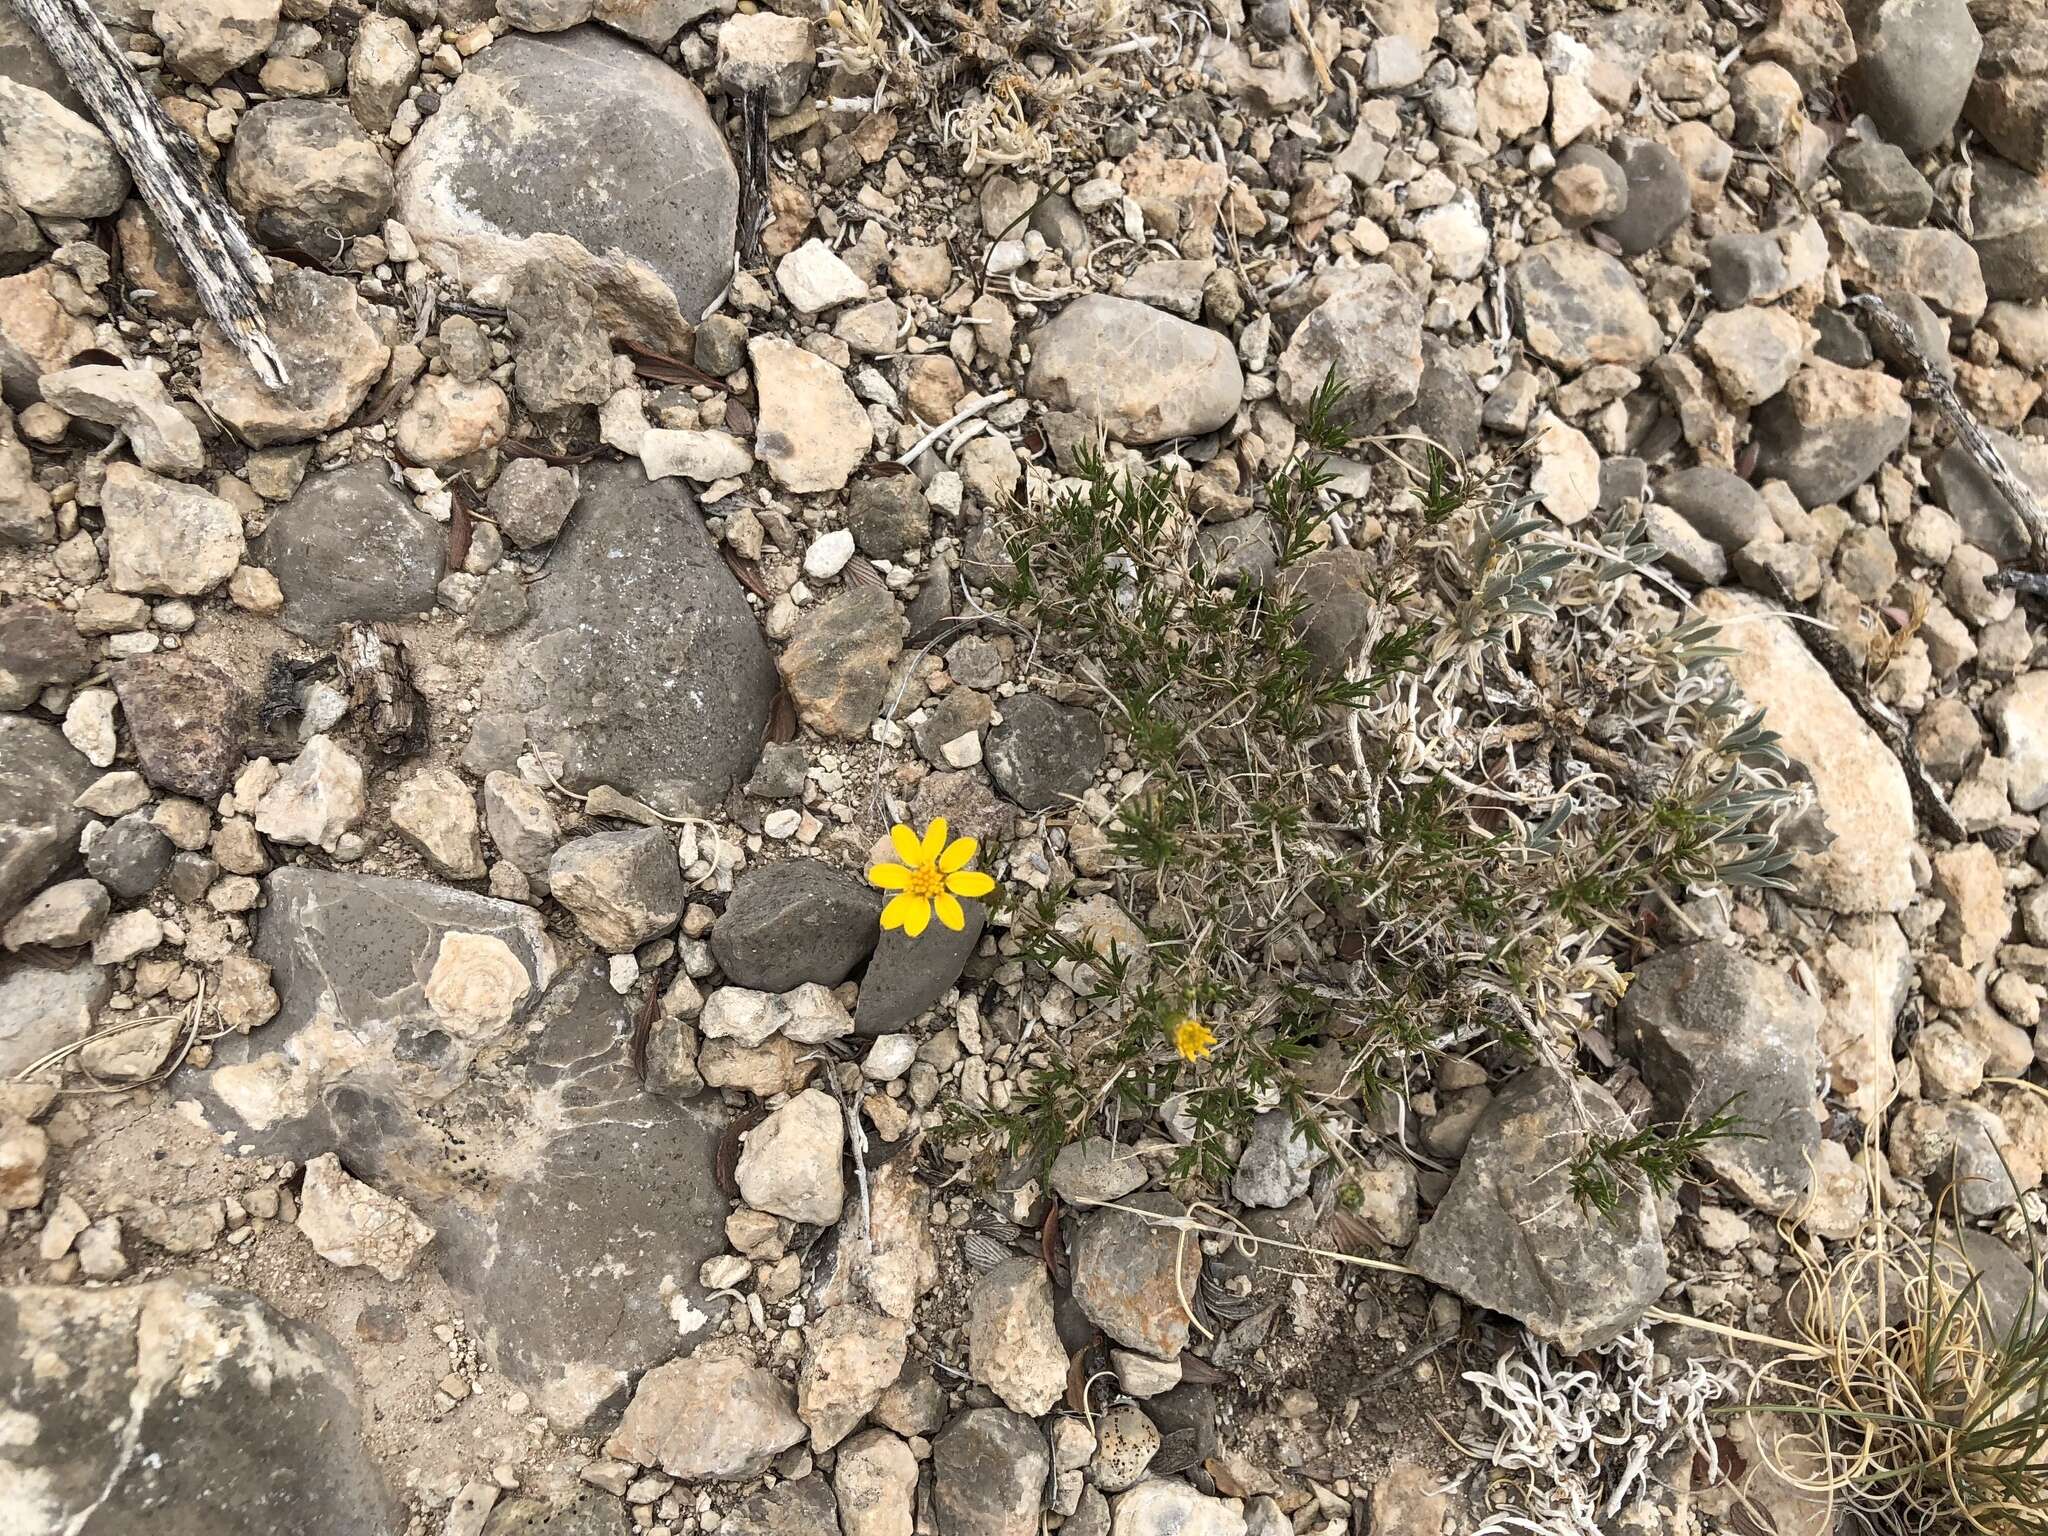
[901,896,933,937]
[890,824,924,866]
[869,862,910,890]
[945,870,996,899]
[920,817,949,862]
[939,835,979,872]
[881,892,921,930]
[934,892,965,931]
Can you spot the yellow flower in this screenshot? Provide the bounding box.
[1172,1015,1216,1062]
[868,818,997,938]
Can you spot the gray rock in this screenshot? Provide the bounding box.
[0,597,90,710]
[1275,266,1424,432]
[724,1476,840,1536]
[228,100,393,250]
[548,827,683,951]
[487,458,578,549]
[986,694,1105,812]
[479,460,775,817]
[1,876,106,949]
[0,1279,398,1534]
[711,859,880,992]
[0,716,92,924]
[1848,0,1980,155]
[1024,295,1244,445]
[1050,1137,1148,1205]
[848,472,931,561]
[1643,505,1727,586]
[1753,359,1911,506]
[483,1492,630,1536]
[1833,137,1934,225]
[932,1409,1049,1536]
[1594,137,1691,254]
[258,461,446,641]
[1657,466,1774,552]
[0,955,107,1076]
[187,868,557,1158]
[1069,1191,1202,1359]
[1968,4,2048,175]
[1393,338,1483,461]
[1231,1110,1326,1209]
[1929,427,2048,562]
[85,812,173,901]
[1109,1481,1247,1536]
[1410,1069,1668,1352]
[854,898,983,1033]
[394,28,739,348]
[111,653,250,801]
[416,961,731,1428]
[198,899,731,1429]
[1618,944,1825,1215]
[1971,153,2048,302]
[1511,239,1664,372]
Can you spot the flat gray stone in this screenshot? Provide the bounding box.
[187,874,729,1430]
[393,28,739,349]
[0,954,107,1076]
[187,867,558,1159]
[0,1279,397,1534]
[258,461,446,641]
[986,694,1105,812]
[478,459,775,817]
[0,716,92,924]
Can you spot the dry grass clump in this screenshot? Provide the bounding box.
[1751,1187,2048,1536]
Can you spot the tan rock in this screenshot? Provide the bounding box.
[296,1152,434,1280]
[749,337,871,492]
[394,374,510,466]
[1697,589,1915,912]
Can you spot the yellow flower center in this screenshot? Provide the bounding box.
[1173,1016,1216,1061]
[906,863,943,900]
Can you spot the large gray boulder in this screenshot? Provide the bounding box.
[394,28,738,349]
[188,867,558,1156]
[0,1279,398,1534]
[1618,943,1825,1215]
[1410,1070,1667,1352]
[186,873,731,1430]
[477,459,774,816]
[0,715,92,924]
[258,461,446,641]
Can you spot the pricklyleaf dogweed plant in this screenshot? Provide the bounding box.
[975,376,1801,1181]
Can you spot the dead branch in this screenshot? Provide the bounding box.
[13,0,287,388]
[1850,291,2046,566]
